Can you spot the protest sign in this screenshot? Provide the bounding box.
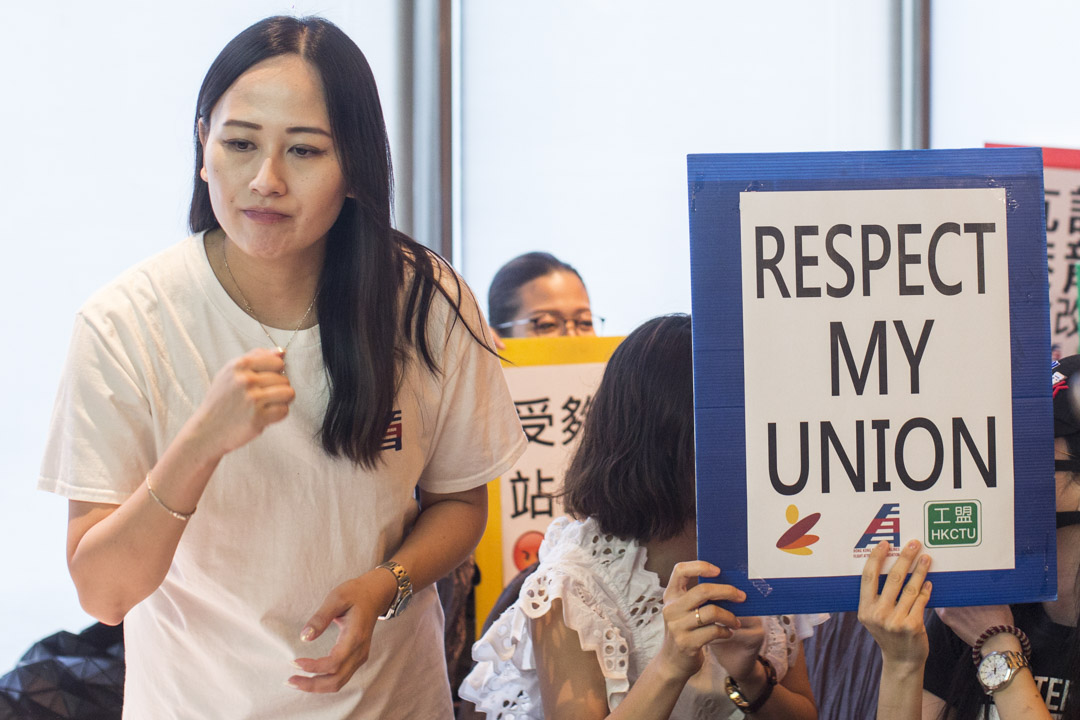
[989,144,1080,355]
[473,335,622,627]
[688,148,1055,614]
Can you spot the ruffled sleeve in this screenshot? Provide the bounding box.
[753,612,830,682]
[460,518,645,718]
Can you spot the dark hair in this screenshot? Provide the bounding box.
[562,314,694,542]
[190,16,481,467]
[487,252,585,328]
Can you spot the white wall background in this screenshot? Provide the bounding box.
[0,0,404,671]
[932,0,1080,150]
[457,2,896,335]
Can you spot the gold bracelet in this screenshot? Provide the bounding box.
[146,474,195,521]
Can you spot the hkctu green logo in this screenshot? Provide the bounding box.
[924,500,980,547]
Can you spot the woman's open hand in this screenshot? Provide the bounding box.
[190,348,295,456]
[287,567,398,693]
[658,561,746,681]
[858,539,933,668]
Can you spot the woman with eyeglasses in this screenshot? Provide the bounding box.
[488,252,600,340]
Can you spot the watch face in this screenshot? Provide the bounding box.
[977,653,1011,690]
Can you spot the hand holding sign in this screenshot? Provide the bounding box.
[857,539,932,670]
[658,561,744,681]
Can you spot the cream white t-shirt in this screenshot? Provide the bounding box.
[39,233,527,719]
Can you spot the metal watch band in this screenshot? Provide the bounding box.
[978,650,1030,694]
[376,560,413,620]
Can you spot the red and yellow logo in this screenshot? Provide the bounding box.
[776,504,821,555]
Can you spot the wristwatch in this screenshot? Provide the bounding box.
[976,650,1030,694]
[724,656,777,714]
[376,560,413,620]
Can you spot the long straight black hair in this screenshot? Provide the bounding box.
[190,16,481,468]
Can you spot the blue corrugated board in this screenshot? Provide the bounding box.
[689,148,1055,615]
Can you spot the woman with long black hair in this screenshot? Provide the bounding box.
[39,16,525,718]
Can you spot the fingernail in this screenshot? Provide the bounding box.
[907,539,920,551]
[290,660,303,670]
[918,555,930,566]
[300,627,314,642]
[285,679,301,690]
[738,590,747,601]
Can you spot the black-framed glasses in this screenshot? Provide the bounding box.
[493,312,604,337]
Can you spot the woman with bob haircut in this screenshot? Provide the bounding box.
[461,314,822,719]
[39,15,525,718]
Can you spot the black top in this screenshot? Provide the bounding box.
[924,603,1073,718]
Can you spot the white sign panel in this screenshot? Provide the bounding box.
[739,188,1013,579]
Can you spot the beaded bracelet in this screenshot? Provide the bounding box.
[146,474,196,522]
[970,625,1032,666]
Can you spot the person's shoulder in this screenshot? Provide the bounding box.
[528,517,606,576]
[535,517,651,596]
[394,236,491,355]
[519,517,637,618]
[78,235,203,326]
[396,238,475,310]
[538,516,614,556]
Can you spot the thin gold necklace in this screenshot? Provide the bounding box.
[221,241,318,367]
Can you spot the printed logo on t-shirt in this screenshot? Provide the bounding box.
[1033,674,1070,718]
[381,410,403,451]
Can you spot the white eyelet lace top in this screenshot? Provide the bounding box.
[460,516,827,720]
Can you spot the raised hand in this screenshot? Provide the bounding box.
[858,539,933,668]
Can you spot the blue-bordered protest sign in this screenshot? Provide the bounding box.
[689,148,1055,614]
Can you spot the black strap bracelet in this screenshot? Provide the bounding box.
[724,655,778,714]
